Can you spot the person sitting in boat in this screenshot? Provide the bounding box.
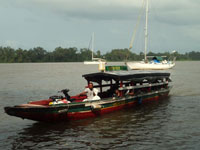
[126,89,134,96]
[106,85,118,97]
[113,89,121,99]
[78,82,101,101]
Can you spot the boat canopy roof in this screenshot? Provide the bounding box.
[152,56,164,61]
[147,56,167,61]
[83,71,170,83]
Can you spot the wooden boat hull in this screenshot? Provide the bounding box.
[4,89,170,122]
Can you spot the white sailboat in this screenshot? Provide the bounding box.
[84,33,106,65]
[126,0,175,70]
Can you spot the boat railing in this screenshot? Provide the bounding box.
[118,82,168,91]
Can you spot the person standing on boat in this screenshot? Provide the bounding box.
[78,82,100,101]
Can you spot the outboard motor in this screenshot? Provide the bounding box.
[60,89,74,102]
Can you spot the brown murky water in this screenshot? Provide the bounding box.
[0,62,200,150]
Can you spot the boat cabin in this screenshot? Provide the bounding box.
[79,68,170,101]
[27,66,171,104]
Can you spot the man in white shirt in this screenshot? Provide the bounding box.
[78,83,100,101]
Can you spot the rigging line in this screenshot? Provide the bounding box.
[91,32,95,60]
[87,33,93,51]
[125,0,145,62]
[128,0,145,51]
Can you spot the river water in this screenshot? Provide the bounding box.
[0,62,200,150]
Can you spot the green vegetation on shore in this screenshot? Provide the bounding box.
[0,46,200,63]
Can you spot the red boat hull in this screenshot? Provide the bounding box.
[4,91,169,122]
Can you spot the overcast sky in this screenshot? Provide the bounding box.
[0,0,200,54]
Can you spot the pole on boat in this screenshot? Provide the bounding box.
[120,81,123,97]
[100,80,102,93]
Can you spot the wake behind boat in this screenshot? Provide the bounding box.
[4,65,172,122]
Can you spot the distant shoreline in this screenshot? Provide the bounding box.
[0,46,200,63]
[0,60,200,64]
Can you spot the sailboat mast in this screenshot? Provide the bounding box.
[144,0,149,62]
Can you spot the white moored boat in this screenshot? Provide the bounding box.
[84,58,102,65]
[84,32,106,65]
[126,60,175,70]
[126,0,176,70]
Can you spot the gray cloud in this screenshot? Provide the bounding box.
[13,0,199,24]
[1,0,200,52]
[14,0,141,21]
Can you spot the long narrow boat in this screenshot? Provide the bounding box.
[4,66,172,122]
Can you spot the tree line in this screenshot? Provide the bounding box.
[0,46,200,63]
